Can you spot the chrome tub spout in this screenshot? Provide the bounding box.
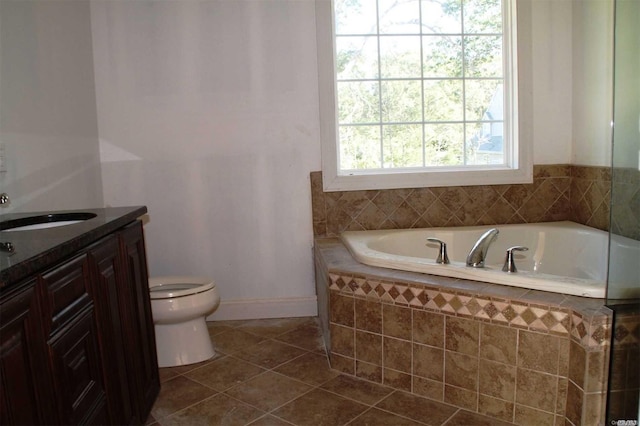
[466,228,499,268]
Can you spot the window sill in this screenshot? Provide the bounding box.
[321,166,533,192]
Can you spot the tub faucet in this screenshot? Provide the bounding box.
[466,228,499,268]
[426,238,450,264]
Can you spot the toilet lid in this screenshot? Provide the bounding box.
[149,277,215,299]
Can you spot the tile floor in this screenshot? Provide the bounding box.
[148,317,515,426]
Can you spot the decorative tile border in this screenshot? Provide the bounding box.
[326,269,617,350]
[571,312,613,348]
[612,311,640,346]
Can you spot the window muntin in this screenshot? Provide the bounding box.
[333,0,513,174]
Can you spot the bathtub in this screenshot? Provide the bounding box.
[341,221,640,299]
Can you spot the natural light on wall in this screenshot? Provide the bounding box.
[316,0,533,191]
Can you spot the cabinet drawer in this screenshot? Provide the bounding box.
[40,254,92,334]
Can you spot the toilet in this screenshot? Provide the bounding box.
[148,276,220,368]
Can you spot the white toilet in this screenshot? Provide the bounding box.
[148,276,220,368]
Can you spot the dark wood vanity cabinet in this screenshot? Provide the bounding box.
[0,281,54,424]
[118,224,159,419]
[40,253,109,424]
[0,220,159,425]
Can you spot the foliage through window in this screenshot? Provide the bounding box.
[333,0,514,173]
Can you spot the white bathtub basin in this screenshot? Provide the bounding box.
[341,221,639,299]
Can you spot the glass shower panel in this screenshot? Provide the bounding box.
[606,0,640,422]
[0,4,6,274]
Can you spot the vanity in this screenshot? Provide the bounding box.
[0,206,159,425]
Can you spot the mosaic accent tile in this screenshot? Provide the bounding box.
[612,311,640,345]
[570,312,613,348]
[329,273,575,337]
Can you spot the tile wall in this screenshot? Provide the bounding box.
[611,167,640,240]
[311,164,614,238]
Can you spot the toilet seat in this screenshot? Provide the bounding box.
[149,276,216,299]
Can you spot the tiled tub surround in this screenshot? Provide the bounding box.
[311,164,612,238]
[314,239,624,426]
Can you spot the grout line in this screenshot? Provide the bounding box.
[440,408,461,426]
[152,392,222,423]
[343,407,374,426]
[247,412,296,426]
[513,328,520,423]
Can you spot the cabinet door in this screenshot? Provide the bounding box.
[47,307,108,425]
[87,235,135,424]
[0,283,54,425]
[119,222,159,420]
[40,254,108,425]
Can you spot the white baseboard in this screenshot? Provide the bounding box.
[206,296,318,321]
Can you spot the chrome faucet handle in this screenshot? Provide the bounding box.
[426,238,450,264]
[0,193,9,206]
[502,246,529,273]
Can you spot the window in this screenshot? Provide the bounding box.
[317,0,532,191]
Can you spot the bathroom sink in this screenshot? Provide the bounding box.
[0,212,97,232]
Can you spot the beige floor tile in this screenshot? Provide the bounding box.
[375,391,458,425]
[247,414,295,426]
[206,322,234,337]
[212,329,267,354]
[348,407,427,425]
[156,394,263,426]
[274,321,326,352]
[233,339,308,369]
[158,368,180,384]
[273,352,340,385]
[158,354,222,379]
[236,317,318,338]
[271,388,368,426]
[320,374,394,405]
[185,355,266,391]
[225,371,313,411]
[150,376,217,420]
[443,409,515,426]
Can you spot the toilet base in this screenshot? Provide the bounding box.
[154,317,215,368]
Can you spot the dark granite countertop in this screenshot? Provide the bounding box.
[0,206,147,290]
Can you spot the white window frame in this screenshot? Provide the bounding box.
[316,0,533,191]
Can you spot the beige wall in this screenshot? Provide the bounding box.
[91,0,321,318]
[0,0,104,212]
[1,0,615,319]
[572,0,614,167]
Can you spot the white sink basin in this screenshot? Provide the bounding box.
[1,212,97,232]
[3,220,86,232]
